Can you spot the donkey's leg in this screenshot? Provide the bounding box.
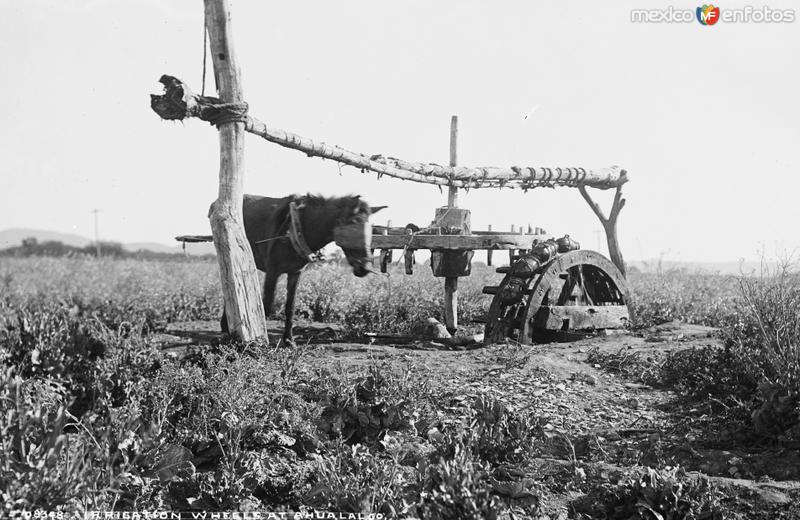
[283,271,301,346]
[220,307,229,334]
[262,270,279,319]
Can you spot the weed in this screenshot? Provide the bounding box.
[574,466,723,520]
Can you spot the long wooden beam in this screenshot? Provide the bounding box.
[178,232,550,251]
[151,76,628,190]
[371,233,552,250]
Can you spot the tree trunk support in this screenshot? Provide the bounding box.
[204,0,268,341]
[578,184,627,277]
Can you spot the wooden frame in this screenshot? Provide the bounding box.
[156,0,629,340]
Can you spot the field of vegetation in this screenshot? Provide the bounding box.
[1,255,798,518]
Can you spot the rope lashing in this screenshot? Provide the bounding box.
[201,101,251,128]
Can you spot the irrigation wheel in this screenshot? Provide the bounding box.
[484,250,630,345]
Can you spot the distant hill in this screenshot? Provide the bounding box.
[0,228,92,249]
[629,259,778,275]
[125,241,217,256]
[0,229,777,271]
[0,228,215,256]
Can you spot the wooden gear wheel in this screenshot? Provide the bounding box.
[484,250,631,344]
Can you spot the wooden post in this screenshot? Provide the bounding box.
[204,0,268,341]
[443,115,459,335]
[508,224,516,264]
[486,224,493,266]
[447,116,458,207]
[578,184,627,277]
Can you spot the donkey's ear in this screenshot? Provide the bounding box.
[370,205,387,214]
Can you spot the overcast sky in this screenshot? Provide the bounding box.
[1,0,798,262]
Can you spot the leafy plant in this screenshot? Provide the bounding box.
[574,466,723,520]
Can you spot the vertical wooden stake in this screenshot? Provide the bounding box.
[486,224,493,266]
[447,116,459,207]
[509,224,516,264]
[443,115,459,335]
[205,0,268,341]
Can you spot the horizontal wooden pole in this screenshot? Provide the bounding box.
[370,233,552,250]
[151,75,628,190]
[371,226,546,237]
[176,234,214,243]
[182,230,550,252]
[248,120,625,190]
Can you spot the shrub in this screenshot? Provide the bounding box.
[0,368,144,511]
[307,362,439,444]
[304,442,407,516]
[727,262,800,439]
[627,269,740,329]
[416,438,500,520]
[575,466,723,520]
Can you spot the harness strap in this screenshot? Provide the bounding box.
[287,200,319,262]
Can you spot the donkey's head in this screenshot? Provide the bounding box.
[332,196,386,277]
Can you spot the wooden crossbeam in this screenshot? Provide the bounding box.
[151,76,628,191]
[370,233,552,250]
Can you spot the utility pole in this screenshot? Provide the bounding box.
[92,208,102,257]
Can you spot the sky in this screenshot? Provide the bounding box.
[0,0,798,263]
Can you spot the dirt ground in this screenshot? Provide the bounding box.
[157,320,800,517]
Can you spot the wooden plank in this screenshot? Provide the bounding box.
[535,305,629,331]
[204,0,268,342]
[369,233,551,250]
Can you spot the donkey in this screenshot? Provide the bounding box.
[218,194,385,344]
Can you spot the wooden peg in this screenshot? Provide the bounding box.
[380,249,393,273]
[404,249,414,274]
